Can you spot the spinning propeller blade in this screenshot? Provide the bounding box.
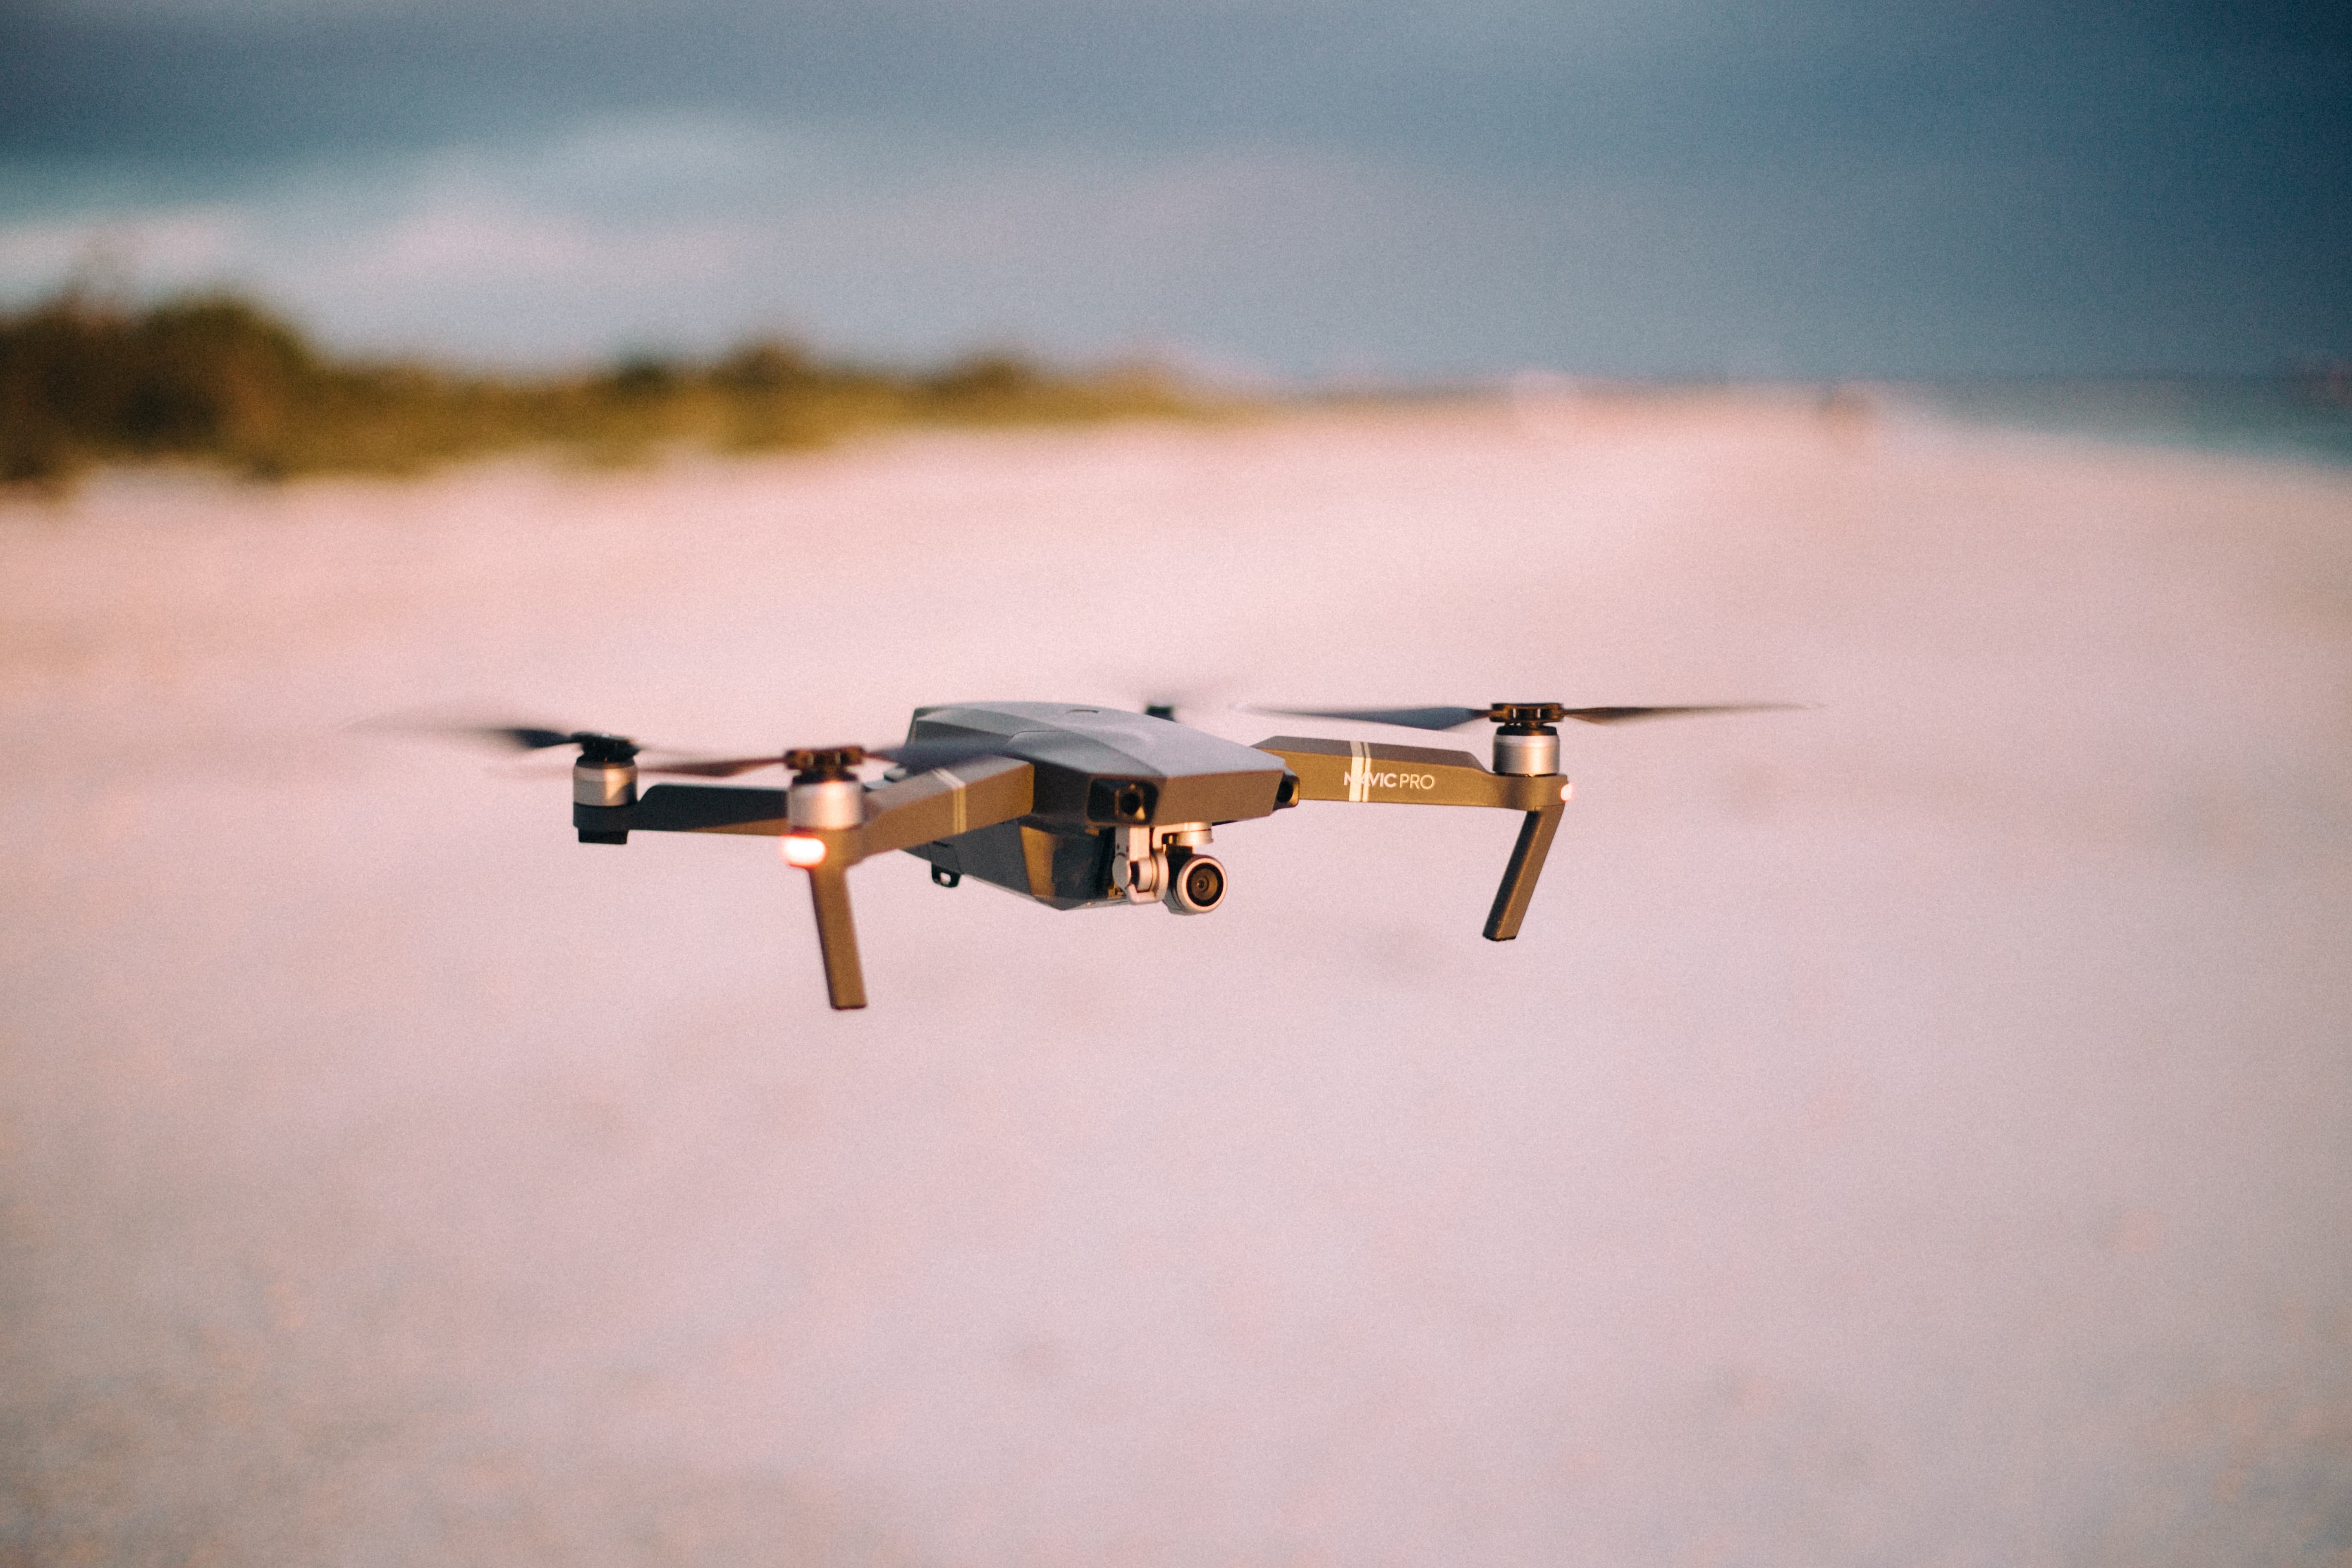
[1553,704,1801,725]
[364,719,649,761]
[373,717,1018,776]
[1249,704,1492,731]
[638,753,783,778]
[637,736,1012,778]
[477,726,592,751]
[1249,701,1801,730]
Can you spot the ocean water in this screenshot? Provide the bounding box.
[1886,374,2352,470]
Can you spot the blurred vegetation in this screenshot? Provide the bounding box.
[0,288,1213,490]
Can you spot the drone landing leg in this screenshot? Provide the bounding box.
[805,864,867,1009]
[1483,805,1565,941]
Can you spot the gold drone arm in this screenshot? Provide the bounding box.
[623,758,1035,1010]
[615,759,1034,853]
[1252,735,1571,941]
[624,784,790,834]
[782,757,1036,1011]
[853,756,1035,859]
[1254,735,1565,811]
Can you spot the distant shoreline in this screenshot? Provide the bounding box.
[1471,373,2352,473]
[10,285,2347,492]
[1860,374,2352,472]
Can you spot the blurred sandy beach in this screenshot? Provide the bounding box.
[5,397,2351,1564]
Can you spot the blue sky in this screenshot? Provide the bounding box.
[3,0,2346,377]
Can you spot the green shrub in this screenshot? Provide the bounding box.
[0,288,1218,490]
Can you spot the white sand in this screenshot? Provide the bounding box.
[5,400,2350,1565]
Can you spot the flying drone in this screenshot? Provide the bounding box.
[453,700,1786,1009]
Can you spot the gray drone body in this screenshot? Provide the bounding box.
[894,703,1290,911]
[513,697,1783,1009]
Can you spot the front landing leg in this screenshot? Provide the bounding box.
[1483,805,1565,941]
[805,862,867,1010]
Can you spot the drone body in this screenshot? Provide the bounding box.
[554,701,1606,1009]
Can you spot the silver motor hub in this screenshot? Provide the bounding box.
[787,777,864,830]
[573,761,637,807]
[1492,726,1561,777]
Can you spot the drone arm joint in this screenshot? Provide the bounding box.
[781,758,1031,1011]
[854,756,1035,860]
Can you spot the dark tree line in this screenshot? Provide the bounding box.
[1,289,1198,489]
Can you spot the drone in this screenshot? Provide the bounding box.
[453,700,1787,1009]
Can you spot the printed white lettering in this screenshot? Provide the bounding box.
[1338,762,1439,797]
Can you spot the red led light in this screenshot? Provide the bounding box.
[780,835,827,867]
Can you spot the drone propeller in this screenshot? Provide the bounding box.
[629,736,1019,778]
[1247,701,1800,731]
[470,725,617,752]
[368,716,1019,778]
[357,719,659,765]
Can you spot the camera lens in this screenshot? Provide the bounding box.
[1162,849,1224,914]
